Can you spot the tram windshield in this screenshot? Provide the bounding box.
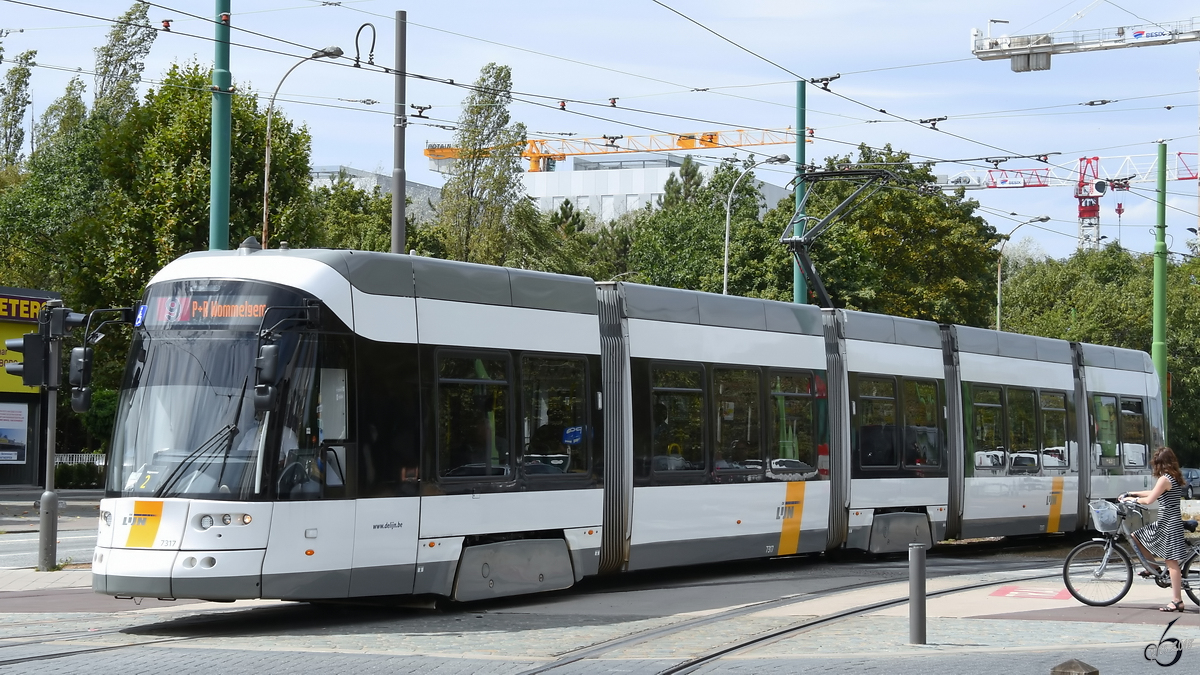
[107,280,311,500]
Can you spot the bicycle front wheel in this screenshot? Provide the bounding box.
[1063,540,1132,606]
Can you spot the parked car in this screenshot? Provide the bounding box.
[1182,467,1200,500]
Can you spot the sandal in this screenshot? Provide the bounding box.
[1159,600,1185,612]
[1140,568,1162,578]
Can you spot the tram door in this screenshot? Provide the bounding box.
[262,334,360,599]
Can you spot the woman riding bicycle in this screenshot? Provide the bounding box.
[1122,446,1189,613]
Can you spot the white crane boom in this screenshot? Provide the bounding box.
[971,17,1200,71]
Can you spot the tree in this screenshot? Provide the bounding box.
[92,2,157,121]
[658,155,705,209]
[0,49,36,167]
[433,63,527,264]
[632,158,766,293]
[1000,245,1200,464]
[550,197,585,236]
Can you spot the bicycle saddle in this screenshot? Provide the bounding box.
[1185,519,1198,533]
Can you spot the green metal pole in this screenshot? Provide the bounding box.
[793,80,807,304]
[209,0,232,250]
[1153,141,1168,443]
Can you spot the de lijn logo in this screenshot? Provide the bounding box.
[1144,617,1194,667]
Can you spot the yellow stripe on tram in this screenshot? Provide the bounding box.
[125,500,165,548]
[777,481,806,556]
[1047,476,1064,533]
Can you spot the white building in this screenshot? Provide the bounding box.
[522,155,792,222]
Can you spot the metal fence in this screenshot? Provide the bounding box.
[54,453,105,466]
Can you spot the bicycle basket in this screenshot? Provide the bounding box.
[1089,500,1120,533]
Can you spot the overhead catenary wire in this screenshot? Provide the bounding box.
[647,0,1030,158]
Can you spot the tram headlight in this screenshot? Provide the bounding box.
[241,514,253,525]
[199,515,214,530]
[221,514,232,526]
[101,511,111,526]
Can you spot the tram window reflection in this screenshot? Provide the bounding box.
[971,385,1005,474]
[767,371,818,481]
[1039,391,1069,470]
[1007,388,1038,474]
[275,335,354,500]
[1120,397,1146,467]
[437,354,511,479]
[858,377,897,467]
[902,379,940,468]
[713,369,760,471]
[521,357,588,476]
[1093,395,1120,469]
[651,366,705,471]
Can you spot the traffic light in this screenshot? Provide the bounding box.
[49,308,86,337]
[3,333,47,387]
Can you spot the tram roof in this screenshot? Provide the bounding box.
[952,325,1073,365]
[171,248,599,315]
[615,282,825,336]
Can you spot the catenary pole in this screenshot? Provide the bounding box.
[391,10,407,254]
[793,80,807,304]
[209,0,232,251]
[1153,141,1168,442]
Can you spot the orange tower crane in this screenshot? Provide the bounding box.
[424,127,808,173]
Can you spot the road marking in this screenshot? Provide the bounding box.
[989,584,1072,599]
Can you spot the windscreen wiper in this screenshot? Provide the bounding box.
[152,423,237,497]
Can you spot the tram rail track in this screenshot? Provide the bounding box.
[520,562,1062,675]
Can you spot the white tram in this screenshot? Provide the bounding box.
[92,243,1163,601]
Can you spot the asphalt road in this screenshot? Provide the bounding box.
[0,530,97,569]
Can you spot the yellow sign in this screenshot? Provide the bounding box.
[0,294,46,323]
[0,322,38,393]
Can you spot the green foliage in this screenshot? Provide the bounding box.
[550,198,585,235]
[92,2,157,121]
[0,49,36,166]
[788,145,1000,324]
[55,462,104,489]
[432,63,528,264]
[1002,245,1200,464]
[658,155,705,209]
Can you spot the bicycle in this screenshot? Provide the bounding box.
[1062,499,1200,607]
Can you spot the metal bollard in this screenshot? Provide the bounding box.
[909,542,926,644]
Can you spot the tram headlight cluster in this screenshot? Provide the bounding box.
[196,513,252,530]
[101,511,112,526]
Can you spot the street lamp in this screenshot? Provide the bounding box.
[261,46,343,248]
[723,154,790,295]
[996,215,1050,331]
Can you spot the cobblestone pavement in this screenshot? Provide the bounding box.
[0,553,1196,674]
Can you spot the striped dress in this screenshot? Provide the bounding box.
[1134,474,1191,562]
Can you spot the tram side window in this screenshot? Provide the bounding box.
[972,386,1005,473]
[714,369,760,471]
[902,379,940,468]
[437,355,511,479]
[1039,391,1069,469]
[858,377,897,467]
[767,371,818,479]
[651,366,705,471]
[1093,394,1120,468]
[1120,398,1147,467]
[521,357,588,476]
[1006,388,1038,474]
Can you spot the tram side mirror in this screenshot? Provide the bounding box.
[254,344,280,412]
[68,347,94,413]
[256,344,279,385]
[71,387,92,414]
[253,384,277,412]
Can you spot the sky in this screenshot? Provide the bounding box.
[2,0,1199,260]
